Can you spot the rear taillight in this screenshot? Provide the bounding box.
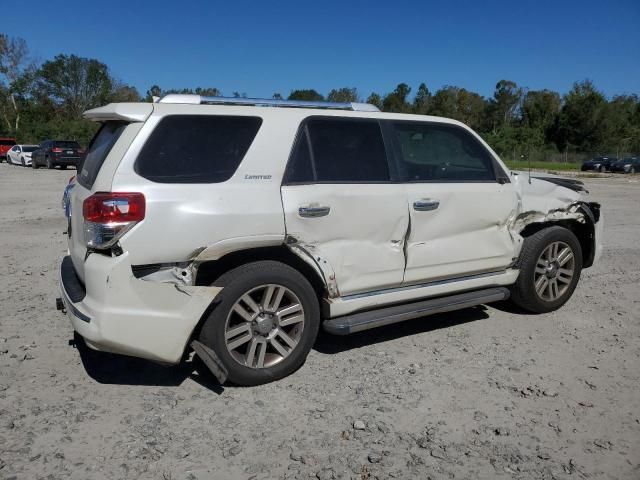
[82,192,145,249]
[52,147,63,153]
[77,148,85,154]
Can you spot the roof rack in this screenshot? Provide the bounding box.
[157,94,380,112]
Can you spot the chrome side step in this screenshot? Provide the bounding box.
[322,287,509,335]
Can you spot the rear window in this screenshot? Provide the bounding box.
[135,115,262,183]
[0,139,16,146]
[54,141,81,149]
[78,121,127,189]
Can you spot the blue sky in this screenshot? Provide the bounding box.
[8,0,640,99]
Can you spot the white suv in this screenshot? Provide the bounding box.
[58,95,603,385]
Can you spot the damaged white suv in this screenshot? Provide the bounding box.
[58,94,602,385]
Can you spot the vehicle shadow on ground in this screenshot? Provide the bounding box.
[314,305,490,354]
[73,333,225,394]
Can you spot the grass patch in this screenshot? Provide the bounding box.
[504,160,580,171]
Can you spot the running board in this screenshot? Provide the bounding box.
[322,287,510,335]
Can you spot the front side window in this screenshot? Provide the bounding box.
[392,122,496,182]
[285,118,390,183]
[135,115,262,184]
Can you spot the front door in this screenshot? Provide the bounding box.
[280,117,408,296]
[387,120,519,284]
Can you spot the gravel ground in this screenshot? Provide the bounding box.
[0,163,638,480]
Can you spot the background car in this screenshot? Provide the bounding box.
[610,157,639,173]
[580,156,617,172]
[0,137,17,162]
[6,144,39,166]
[31,140,84,169]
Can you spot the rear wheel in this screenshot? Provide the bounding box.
[46,157,54,169]
[599,165,606,172]
[199,261,320,386]
[631,167,636,174]
[510,226,583,313]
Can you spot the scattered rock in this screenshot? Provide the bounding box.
[353,420,366,430]
[368,452,382,464]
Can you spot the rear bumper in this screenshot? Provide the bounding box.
[59,252,221,364]
[53,156,80,165]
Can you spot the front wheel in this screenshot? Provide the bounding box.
[199,261,320,385]
[510,226,583,313]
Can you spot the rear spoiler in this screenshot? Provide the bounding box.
[83,103,153,123]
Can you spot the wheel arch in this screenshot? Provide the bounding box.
[518,202,599,268]
[190,245,327,339]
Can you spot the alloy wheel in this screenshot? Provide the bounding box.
[533,241,575,301]
[224,284,305,369]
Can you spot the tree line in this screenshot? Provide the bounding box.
[1,33,638,161]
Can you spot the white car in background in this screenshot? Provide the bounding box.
[7,144,39,166]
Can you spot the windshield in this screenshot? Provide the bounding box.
[22,146,38,152]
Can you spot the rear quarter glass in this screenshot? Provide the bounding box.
[134,115,262,183]
[78,121,128,189]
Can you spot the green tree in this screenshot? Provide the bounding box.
[555,80,608,152]
[36,54,113,119]
[412,82,431,114]
[327,87,359,103]
[488,80,522,131]
[382,83,411,112]
[428,86,485,129]
[288,89,324,101]
[0,34,36,135]
[366,92,383,110]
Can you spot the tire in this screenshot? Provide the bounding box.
[510,226,583,313]
[631,167,636,174]
[599,165,605,173]
[21,157,25,167]
[46,157,54,169]
[32,159,38,169]
[199,260,320,386]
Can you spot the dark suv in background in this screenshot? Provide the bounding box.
[580,156,617,172]
[32,140,84,169]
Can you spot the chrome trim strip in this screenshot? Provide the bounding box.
[341,269,509,301]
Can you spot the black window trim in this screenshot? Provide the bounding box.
[282,115,400,186]
[385,120,510,184]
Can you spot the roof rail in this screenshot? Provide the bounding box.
[158,94,380,112]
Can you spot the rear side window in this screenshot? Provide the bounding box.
[285,118,389,183]
[78,121,127,189]
[392,122,496,182]
[135,115,262,183]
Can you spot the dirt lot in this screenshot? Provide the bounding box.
[0,163,638,480]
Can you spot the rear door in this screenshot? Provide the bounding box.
[387,121,519,284]
[280,117,408,296]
